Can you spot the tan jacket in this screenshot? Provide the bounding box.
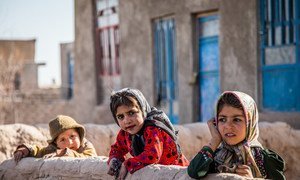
[20,138,97,158]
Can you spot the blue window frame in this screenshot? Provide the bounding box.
[153,17,179,124]
[260,0,300,111]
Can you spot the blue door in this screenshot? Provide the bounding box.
[154,18,179,124]
[198,15,220,122]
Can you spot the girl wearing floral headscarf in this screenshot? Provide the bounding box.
[188,91,285,179]
[107,88,189,180]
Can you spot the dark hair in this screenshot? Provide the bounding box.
[217,93,243,115]
[110,91,140,120]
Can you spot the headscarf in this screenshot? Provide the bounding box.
[110,88,174,156]
[214,91,263,178]
[110,88,152,124]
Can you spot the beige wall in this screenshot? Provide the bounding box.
[118,0,300,128]
[0,39,38,92]
[0,39,35,64]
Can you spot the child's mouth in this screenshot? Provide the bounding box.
[126,125,135,130]
[225,133,235,137]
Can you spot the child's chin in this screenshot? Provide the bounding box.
[225,140,239,146]
[127,130,138,135]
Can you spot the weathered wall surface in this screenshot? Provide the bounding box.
[118,0,300,127]
[73,0,98,123]
[0,122,299,179]
[0,156,257,180]
[0,92,113,125]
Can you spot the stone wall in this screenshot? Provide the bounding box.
[1,157,255,180]
[0,122,299,179]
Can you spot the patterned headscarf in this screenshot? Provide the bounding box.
[214,91,263,178]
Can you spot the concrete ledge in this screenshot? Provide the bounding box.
[1,122,298,179]
[0,157,255,180]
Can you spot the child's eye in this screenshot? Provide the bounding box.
[70,135,76,139]
[59,138,65,143]
[128,111,136,116]
[218,118,226,122]
[234,118,242,122]
[116,114,124,120]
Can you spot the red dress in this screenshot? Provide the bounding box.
[108,126,190,173]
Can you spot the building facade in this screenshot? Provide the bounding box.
[2,0,298,127]
[115,0,300,127]
[0,39,41,93]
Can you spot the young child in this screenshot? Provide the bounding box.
[187,91,286,179]
[107,88,189,179]
[13,115,97,162]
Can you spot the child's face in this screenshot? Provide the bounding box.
[217,104,247,146]
[56,128,81,150]
[116,104,144,134]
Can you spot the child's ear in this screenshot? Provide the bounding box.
[213,118,217,127]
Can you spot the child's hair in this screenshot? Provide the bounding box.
[217,93,243,115]
[110,91,141,121]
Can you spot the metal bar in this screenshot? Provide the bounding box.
[270,0,275,45]
[281,0,286,44]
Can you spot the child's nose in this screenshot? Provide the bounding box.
[224,121,234,128]
[124,115,132,124]
[67,138,73,145]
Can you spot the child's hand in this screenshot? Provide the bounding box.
[43,152,57,159]
[13,147,29,163]
[207,118,222,151]
[117,163,128,180]
[107,158,122,177]
[56,148,68,157]
[43,148,68,159]
[235,165,253,178]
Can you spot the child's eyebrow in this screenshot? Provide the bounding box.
[218,114,244,117]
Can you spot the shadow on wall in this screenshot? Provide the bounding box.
[0,122,299,179]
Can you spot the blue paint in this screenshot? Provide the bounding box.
[260,0,300,111]
[154,18,179,124]
[198,16,220,122]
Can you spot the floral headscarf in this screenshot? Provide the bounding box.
[214,91,263,178]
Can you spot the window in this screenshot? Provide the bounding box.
[14,72,21,91]
[95,0,120,76]
[260,0,300,111]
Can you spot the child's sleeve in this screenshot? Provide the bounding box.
[108,130,129,163]
[17,144,56,158]
[262,149,286,180]
[123,127,164,174]
[187,146,215,179]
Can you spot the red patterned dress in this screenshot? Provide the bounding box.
[108,126,189,173]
